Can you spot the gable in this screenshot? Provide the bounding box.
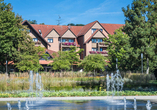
[92,22,103,29]
[93,31,106,38]
[22,20,50,47]
[46,30,59,38]
[62,30,76,38]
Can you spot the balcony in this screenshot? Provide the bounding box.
[98,42,109,47]
[60,42,76,47]
[89,51,108,56]
[35,41,41,45]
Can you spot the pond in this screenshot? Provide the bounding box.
[0,99,157,110]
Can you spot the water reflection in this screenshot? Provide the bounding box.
[0,100,157,110]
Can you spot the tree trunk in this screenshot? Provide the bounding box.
[146,57,149,74]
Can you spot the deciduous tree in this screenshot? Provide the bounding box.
[104,28,130,72]
[79,54,109,76]
[49,47,83,73]
[122,0,157,74]
[0,0,44,72]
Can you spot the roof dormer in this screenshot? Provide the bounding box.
[39,29,42,36]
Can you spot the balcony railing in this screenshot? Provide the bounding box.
[61,42,76,46]
[35,41,41,45]
[98,42,109,47]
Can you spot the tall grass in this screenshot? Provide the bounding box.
[0,71,156,92]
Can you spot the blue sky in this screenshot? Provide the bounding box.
[5,0,133,25]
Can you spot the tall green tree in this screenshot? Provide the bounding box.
[79,54,109,76]
[0,0,21,71]
[15,46,45,72]
[122,0,157,74]
[104,28,130,72]
[0,0,44,72]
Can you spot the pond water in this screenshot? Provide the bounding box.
[0,99,157,110]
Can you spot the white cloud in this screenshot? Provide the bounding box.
[62,0,123,24]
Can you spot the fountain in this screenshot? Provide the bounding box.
[134,98,137,110]
[18,100,21,109]
[7,102,12,110]
[106,69,123,98]
[146,100,152,110]
[3,70,156,110]
[25,99,29,109]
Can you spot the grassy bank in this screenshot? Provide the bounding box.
[0,91,157,98]
[0,71,156,92]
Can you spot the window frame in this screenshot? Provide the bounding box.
[48,38,53,43]
[33,38,38,42]
[92,29,97,34]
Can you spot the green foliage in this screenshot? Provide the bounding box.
[15,46,45,72]
[39,23,45,25]
[122,0,157,73]
[67,23,85,26]
[0,1,19,67]
[49,46,83,71]
[51,52,71,71]
[0,90,157,97]
[0,0,44,72]
[79,54,109,73]
[28,19,37,24]
[104,28,130,71]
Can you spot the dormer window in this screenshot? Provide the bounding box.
[100,29,103,32]
[33,38,38,42]
[39,29,42,34]
[48,38,53,43]
[92,29,96,34]
[39,29,42,36]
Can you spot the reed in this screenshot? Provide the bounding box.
[0,71,156,92]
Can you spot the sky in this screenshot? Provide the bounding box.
[4,0,133,25]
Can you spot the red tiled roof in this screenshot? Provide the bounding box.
[39,60,53,65]
[70,26,83,36]
[31,24,83,38]
[101,23,124,35]
[22,20,50,46]
[77,20,98,37]
[45,49,57,58]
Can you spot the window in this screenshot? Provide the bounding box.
[98,39,102,42]
[92,48,98,51]
[100,48,103,51]
[69,39,74,42]
[92,39,97,43]
[48,39,53,43]
[100,29,103,32]
[33,38,38,42]
[92,29,96,34]
[62,39,66,42]
[26,29,30,32]
[92,39,103,43]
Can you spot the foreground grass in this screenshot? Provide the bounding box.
[0,91,157,98]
